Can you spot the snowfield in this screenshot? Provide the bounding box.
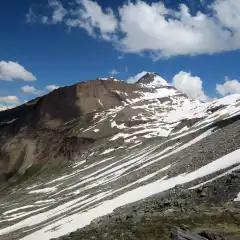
[0,146,239,239]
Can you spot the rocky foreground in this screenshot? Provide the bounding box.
[0,73,240,239]
[53,178,240,240]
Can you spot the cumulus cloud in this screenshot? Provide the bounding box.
[31,0,118,39]
[172,71,210,102]
[109,69,119,76]
[126,71,148,84]
[21,84,59,96]
[0,105,16,111]
[45,85,59,91]
[21,86,42,95]
[0,61,36,81]
[28,0,240,58]
[0,96,21,111]
[67,0,118,40]
[118,0,240,58]
[216,77,240,96]
[0,96,20,105]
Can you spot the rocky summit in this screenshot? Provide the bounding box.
[0,72,240,240]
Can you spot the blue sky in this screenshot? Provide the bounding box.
[1,0,240,108]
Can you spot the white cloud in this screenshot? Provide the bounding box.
[118,0,240,58]
[65,0,118,40]
[21,86,42,95]
[126,71,148,84]
[30,0,240,58]
[25,8,36,23]
[213,0,240,32]
[0,96,20,111]
[0,96,20,104]
[49,0,67,23]
[42,16,49,24]
[172,71,210,102]
[0,61,36,81]
[27,0,240,58]
[45,85,59,91]
[109,69,119,76]
[216,76,240,96]
[27,0,118,40]
[27,1,66,25]
[0,105,16,111]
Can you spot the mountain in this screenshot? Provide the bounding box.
[137,72,169,87]
[0,73,240,240]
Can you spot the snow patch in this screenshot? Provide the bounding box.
[29,187,57,194]
[98,99,104,108]
[35,199,56,204]
[100,148,115,155]
[0,118,17,125]
[111,121,126,129]
[234,192,240,202]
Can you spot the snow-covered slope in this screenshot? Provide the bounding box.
[81,73,240,143]
[0,73,240,240]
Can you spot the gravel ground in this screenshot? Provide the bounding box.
[52,169,240,240]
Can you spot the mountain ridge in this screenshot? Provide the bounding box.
[0,73,239,182]
[0,73,240,239]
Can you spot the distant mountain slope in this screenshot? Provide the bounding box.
[0,73,239,240]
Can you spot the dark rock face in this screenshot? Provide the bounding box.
[137,72,159,84]
[171,228,227,240]
[198,231,226,240]
[0,79,142,129]
[0,79,142,182]
[171,227,207,240]
[31,79,142,129]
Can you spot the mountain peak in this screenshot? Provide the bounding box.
[136,72,169,88]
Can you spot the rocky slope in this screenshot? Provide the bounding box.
[0,72,240,240]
